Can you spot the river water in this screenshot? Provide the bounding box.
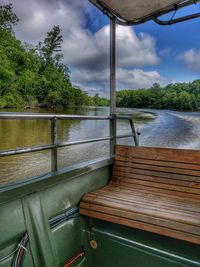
[0,107,200,185]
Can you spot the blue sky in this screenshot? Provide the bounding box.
[3,0,200,96]
[134,4,200,82]
[86,2,200,83]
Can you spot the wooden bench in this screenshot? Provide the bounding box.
[80,145,200,244]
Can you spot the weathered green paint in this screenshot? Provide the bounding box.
[0,165,111,267]
[0,163,199,267]
[83,219,200,267]
[22,194,58,267]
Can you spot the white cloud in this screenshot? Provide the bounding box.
[7,0,159,67]
[159,48,171,57]
[117,68,169,89]
[2,0,168,95]
[116,29,159,67]
[179,48,200,70]
[62,24,159,71]
[72,68,170,96]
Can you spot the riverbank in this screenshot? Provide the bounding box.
[116,80,200,111]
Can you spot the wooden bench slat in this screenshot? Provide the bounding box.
[101,184,200,204]
[80,202,200,235]
[113,169,200,188]
[113,176,200,194]
[80,208,200,245]
[116,155,200,171]
[82,193,200,224]
[116,145,200,164]
[89,187,200,213]
[114,165,200,182]
[80,145,200,244]
[111,181,200,200]
[84,192,200,221]
[114,160,200,178]
[97,186,200,209]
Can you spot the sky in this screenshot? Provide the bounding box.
[1,0,200,96]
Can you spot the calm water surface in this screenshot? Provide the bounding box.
[0,107,200,185]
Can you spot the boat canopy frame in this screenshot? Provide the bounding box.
[89,0,200,26]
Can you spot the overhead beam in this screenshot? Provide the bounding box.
[154,12,200,25]
[89,0,200,26]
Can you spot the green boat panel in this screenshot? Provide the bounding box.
[0,200,30,267]
[22,193,57,267]
[0,243,34,267]
[0,200,26,249]
[0,164,199,267]
[83,219,200,267]
[41,164,111,219]
[52,217,89,267]
[0,165,111,267]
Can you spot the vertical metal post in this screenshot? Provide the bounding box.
[51,117,58,172]
[110,18,117,157]
[129,118,139,146]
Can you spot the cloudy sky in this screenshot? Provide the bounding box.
[1,0,200,96]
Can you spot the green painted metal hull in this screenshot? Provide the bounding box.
[83,220,200,267]
[0,163,199,267]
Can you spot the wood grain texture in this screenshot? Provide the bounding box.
[80,145,200,244]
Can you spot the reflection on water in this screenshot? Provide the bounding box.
[0,120,51,150]
[0,107,200,185]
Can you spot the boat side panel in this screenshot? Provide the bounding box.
[0,165,111,267]
[83,219,200,267]
[0,200,35,267]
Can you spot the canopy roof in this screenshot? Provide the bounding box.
[89,0,200,25]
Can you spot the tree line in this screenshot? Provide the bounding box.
[0,4,109,109]
[1,4,200,111]
[117,81,200,111]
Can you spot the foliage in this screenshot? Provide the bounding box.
[0,3,19,31]
[38,25,63,65]
[117,81,200,111]
[93,93,109,106]
[0,4,108,110]
[3,4,199,111]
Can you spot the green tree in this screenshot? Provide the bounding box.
[0,3,19,31]
[39,25,63,64]
[116,80,200,111]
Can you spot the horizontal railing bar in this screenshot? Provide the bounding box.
[0,144,54,157]
[0,113,132,121]
[58,137,112,147]
[0,113,112,120]
[0,133,136,157]
[116,115,133,120]
[117,134,135,139]
[0,137,113,157]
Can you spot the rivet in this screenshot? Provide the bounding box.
[90,240,97,249]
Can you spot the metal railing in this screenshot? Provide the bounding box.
[0,113,139,173]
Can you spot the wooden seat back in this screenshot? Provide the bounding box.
[112,145,200,199]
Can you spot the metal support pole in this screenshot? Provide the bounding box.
[129,118,139,146]
[110,113,117,157]
[110,18,117,157]
[51,117,58,172]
